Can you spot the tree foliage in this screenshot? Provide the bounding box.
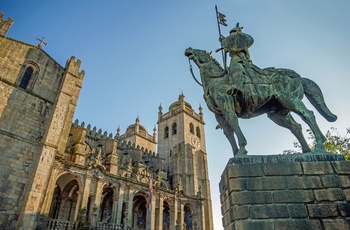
[283,127,350,160]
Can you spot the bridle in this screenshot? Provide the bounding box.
[188,58,203,87]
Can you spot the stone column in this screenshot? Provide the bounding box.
[171,196,178,230]
[80,175,92,212]
[126,187,134,228]
[116,186,125,226]
[180,202,184,230]
[157,194,164,230]
[111,191,119,224]
[197,199,204,230]
[92,180,104,223]
[73,191,83,221]
[147,192,156,230]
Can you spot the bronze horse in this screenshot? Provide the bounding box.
[185,47,337,156]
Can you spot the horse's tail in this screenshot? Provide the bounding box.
[301,77,337,122]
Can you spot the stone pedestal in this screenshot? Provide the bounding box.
[219,152,350,230]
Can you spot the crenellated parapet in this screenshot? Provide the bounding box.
[65,119,119,173]
[117,139,156,156]
[67,119,166,178]
[64,56,85,80]
[0,13,14,36]
[72,119,116,141]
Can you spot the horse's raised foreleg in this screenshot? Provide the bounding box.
[267,111,311,153]
[215,93,247,156]
[215,113,239,155]
[278,97,326,151]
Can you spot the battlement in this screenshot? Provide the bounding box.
[65,56,85,79]
[72,119,116,140]
[0,13,14,36]
[72,119,157,156]
[118,139,156,156]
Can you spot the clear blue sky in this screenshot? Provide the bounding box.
[3,1,350,229]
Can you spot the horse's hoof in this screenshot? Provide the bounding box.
[235,149,248,157]
[314,144,326,152]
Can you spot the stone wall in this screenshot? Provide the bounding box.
[0,28,84,228]
[220,155,350,230]
[0,35,64,229]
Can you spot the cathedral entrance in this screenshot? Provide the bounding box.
[132,195,147,229]
[100,186,114,222]
[48,174,80,222]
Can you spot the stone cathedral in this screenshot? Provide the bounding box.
[0,14,213,230]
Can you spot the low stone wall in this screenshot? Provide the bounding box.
[219,153,350,230]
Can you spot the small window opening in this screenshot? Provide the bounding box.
[19,67,34,89]
[196,127,201,138]
[164,126,169,138]
[172,123,177,135]
[190,123,194,134]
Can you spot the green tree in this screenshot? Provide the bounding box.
[283,127,350,160]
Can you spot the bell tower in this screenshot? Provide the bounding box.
[157,93,206,157]
[157,93,213,229]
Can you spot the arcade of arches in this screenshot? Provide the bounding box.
[43,172,201,229]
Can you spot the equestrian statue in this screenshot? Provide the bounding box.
[185,22,337,156]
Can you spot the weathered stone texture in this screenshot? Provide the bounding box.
[274,190,314,203]
[322,219,350,230]
[220,159,350,230]
[273,219,322,230]
[0,30,84,229]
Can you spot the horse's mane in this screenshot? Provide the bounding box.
[208,52,224,72]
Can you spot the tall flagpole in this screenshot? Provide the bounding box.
[215,5,228,72]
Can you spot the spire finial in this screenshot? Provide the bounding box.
[179,91,185,102]
[114,126,121,140]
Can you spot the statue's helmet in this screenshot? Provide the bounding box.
[222,23,254,52]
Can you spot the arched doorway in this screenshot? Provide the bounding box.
[184,204,193,230]
[48,186,61,219]
[100,187,114,223]
[132,195,147,229]
[163,201,170,230]
[48,174,80,221]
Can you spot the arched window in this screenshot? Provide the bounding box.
[19,67,34,89]
[164,126,169,138]
[163,202,170,230]
[196,127,201,138]
[189,123,194,134]
[172,123,177,135]
[18,62,39,90]
[184,205,193,230]
[100,187,114,222]
[132,195,147,229]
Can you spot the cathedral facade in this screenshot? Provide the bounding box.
[0,14,213,230]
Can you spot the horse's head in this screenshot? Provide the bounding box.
[185,48,213,68]
[185,47,225,79]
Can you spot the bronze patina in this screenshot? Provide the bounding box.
[185,23,336,156]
